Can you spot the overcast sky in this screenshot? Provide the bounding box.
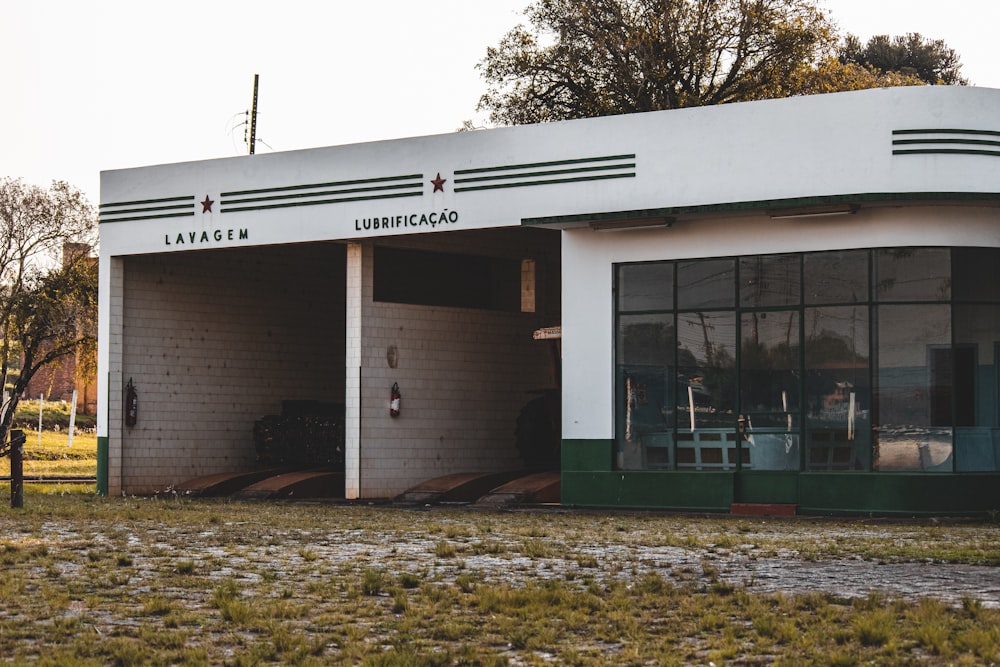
[3,0,997,203]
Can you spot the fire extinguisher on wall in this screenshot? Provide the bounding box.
[124,378,138,427]
[390,383,401,418]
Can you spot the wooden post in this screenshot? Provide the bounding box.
[10,429,25,508]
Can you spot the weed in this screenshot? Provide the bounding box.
[455,574,478,593]
[399,572,422,589]
[363,568,386,596]
[175,560,196,575]
[433,541,458,558]
[392,589,408,614]
[853,609,894,647]
[143,595,176,616]
[520,538,551,558]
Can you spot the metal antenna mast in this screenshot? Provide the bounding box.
[249,74,259,155]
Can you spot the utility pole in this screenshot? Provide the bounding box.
[249,74,259,155]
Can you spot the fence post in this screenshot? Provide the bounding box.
[68,390,78,448]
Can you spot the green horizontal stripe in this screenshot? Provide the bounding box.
[893,128,1000,138]
[893,138,1000,148]
[221,190,421,213]
[100,196,194,209]
[456,172,634,193]
[98,212,195,224]
[223,182,421,205]
[455,154,635,176]
[455,163,636,185]
[222,174,422,197]
[95,203,194,216]
[521,192,1000,226]
[893,148,1000,157]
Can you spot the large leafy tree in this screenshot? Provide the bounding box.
[838,33,967,85]
[478,0,838,124]
[0,179,97,463]
[478,0,965,125]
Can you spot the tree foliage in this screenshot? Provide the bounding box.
[838,33,967,85]
[477,0,965,125]
[478,0,837,124]
[0,178,97,456]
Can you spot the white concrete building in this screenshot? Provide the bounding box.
[100,86,1000,513]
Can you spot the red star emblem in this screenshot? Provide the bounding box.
[201,195,214,213]
[430,173,447,193]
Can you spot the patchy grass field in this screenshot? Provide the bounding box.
[4,428,98,478]
[0,494,998,665]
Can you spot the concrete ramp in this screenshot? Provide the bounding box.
[173,468,291,497]
[395,470,528,505]
[236,470,345,500]
[475,471,561,506]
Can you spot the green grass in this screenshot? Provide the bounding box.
[0,493,997,664]
[4,428,97,477]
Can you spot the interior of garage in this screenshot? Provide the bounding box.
[113,226,561,498]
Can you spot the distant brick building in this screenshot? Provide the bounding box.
[22,243,97,414]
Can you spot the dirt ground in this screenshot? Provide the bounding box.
[2,496,999,664]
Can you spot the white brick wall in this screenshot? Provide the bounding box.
[111,227,560,497]
[118,244,346,493]
[356,228,561,498]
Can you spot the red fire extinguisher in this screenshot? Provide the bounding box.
[390,383,401,418]
[124,378,138,427]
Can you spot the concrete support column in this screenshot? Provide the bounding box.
[97,256,125,496]
[344,243,364,498]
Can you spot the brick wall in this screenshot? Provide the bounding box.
[356,228,561,497]
[119,244,346,493]
[114,228,559,497]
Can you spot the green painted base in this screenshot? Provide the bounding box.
[561,439,1000,515]
[97,436,108,496]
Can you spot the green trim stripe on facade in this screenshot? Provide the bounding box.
[454,154,635,193]
[99,196,196,224]
[561,440,1000,515]
[97,436,108,496]
[221,174,424,213]
[892,128,1000,157]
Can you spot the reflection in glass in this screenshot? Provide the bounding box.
[676,313,738,469]
[875,248,950,302]
[740,310,800,470]
[953,248,1000,303]
[953,305,1000,471]
[618,263,673,312]
[616,313,675,469]
[678,259,735,309]
[875,304,953,471]
[804,250,869,304]
[740,254,800,308]
[804,306,871,470]
[677,312,736,429]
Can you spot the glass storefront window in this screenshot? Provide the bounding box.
[740,254,800,308]
[953,305,1000,471]
[615,312,675,470]
[678,259,735,310]
[875,248,950,302]
[804,306,871,470]
[677,312,737,430]
[618,262,673,312]
[804,250,868,305]
[740,310,800,470]
[875,304,953,471]
[613,248,1000,474]
[953,248,1000,303]
[677,311,738,468]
